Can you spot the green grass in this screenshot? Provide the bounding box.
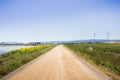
[0,45,55,79]
[65,43,120,80]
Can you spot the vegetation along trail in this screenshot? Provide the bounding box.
[2,45,112,80]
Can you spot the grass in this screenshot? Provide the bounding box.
[65,43,120,80]
[0,44,55,79]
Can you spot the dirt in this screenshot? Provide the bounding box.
[1,45,112,80]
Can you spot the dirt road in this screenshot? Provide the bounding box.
[2,45,112,80]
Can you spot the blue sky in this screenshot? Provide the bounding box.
[0,0,120,42]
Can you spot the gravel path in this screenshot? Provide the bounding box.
[2,45,112,80]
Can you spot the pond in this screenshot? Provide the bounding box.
[0,45,31,55]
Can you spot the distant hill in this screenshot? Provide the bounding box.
[42,39,120,44]
[0,42,24,45]
[1,39,120,45]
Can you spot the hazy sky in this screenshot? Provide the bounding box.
[0,0,120,42]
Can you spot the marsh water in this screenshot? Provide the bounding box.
[0,45,30,55]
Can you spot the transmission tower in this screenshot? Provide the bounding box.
[93,33,96,43]
[107,31,110,41]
